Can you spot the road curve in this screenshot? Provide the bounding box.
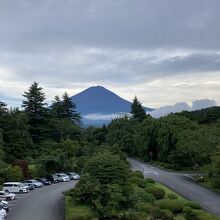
[6,181,77,220]
[129,158,220,217]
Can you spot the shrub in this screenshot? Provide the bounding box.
[131,186,155,205]
[128,176,146,188]
[150,207,174,220]
[146,186,165,199]
[185,201,201,209]
[138,202,154,213]
[144,178,155,184]
[65,196,94,220]
[183,207,199,220]
[129,170,144,179]
[167,193,178,200]
[157,199,184,214]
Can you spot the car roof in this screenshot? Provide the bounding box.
[3,182,21,184]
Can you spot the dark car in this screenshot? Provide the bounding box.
[36,178,51,186]
[46,174,60,183]
[0,201,9,213]
[21,182,36,190]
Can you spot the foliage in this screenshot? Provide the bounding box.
[65,196,95,220]
[156,199,184,214]
[83,151,129,184]
[146,186,165,199]
[184,201,201,210]
[130,96,146,122]
[167,193,178,200]
[150,207,174,220]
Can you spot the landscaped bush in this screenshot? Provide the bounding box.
[150,207,174,220]
[117,210,148,220]
[128,176,146,188]
[146,186,165,199]
[131,186,155,206]
[156,199,184,214]
[183,207,198,220]
[138,202,154,213]
[184,201,201,209]
[167,193,178,200]
[144,178,155,184]
[129,170,144,179]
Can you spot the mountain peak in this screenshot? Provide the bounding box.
[70,86,153,121]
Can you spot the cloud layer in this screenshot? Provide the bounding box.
[0,0,220,107]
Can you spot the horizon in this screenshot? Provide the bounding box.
[1,84,218,115]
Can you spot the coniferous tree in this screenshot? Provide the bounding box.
[61,92,81,126]
[130,96,146,122]
[22,82,47,143]
[51,95,63,118]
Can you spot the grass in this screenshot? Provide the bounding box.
[193,210,220,220]
[65,196,97,220]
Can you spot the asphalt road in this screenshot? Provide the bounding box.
[6,181,77,220]
[129,158,220,217]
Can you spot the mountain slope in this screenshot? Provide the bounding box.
[71,86,153,115]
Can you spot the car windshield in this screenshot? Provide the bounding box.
[19,183,26,187]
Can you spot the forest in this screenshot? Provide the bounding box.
[0,82,220,219]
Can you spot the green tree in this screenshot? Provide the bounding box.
[62,92,81,125]
[84,151,129,184]
[22,82,47,143]
[131,96,146,122]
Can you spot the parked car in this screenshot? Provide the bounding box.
[56,173,70,182]
[2,182,29,194]
[0,207,6,220]
[23,180,43,188]
[67,172,80,180]
[21,182,36,190]
[0,191,15,201]
[0,201,9,213]
[36,178,51,186]
[46,174,60,183]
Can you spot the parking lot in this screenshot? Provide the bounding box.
[5,181,77,220]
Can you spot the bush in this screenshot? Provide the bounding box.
[138,202,154,213]
[183,207,199,220]
[150,207,174,220]
[128,176,146,188]
[146,186,165,199]
[144,178,155,184]
[184,201,201,209]
[65,196,94,220]
[157,199,184,214]
[167,193,178,200]
[129,170,144,179]
[131,186,155,205]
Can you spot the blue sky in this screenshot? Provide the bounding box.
[0,0,220,108]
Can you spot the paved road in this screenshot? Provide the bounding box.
[6,181,77,220]
[129,158,220,217]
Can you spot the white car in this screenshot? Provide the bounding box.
[0,208,6,220]
[56,173,70,182]
[23,180,43,188]
[67,172,80,180]
[0,191,16,201]
[2,182,29,194]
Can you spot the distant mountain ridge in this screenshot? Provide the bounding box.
[71,86,153,115]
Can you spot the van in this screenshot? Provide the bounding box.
[2,182,29,194]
